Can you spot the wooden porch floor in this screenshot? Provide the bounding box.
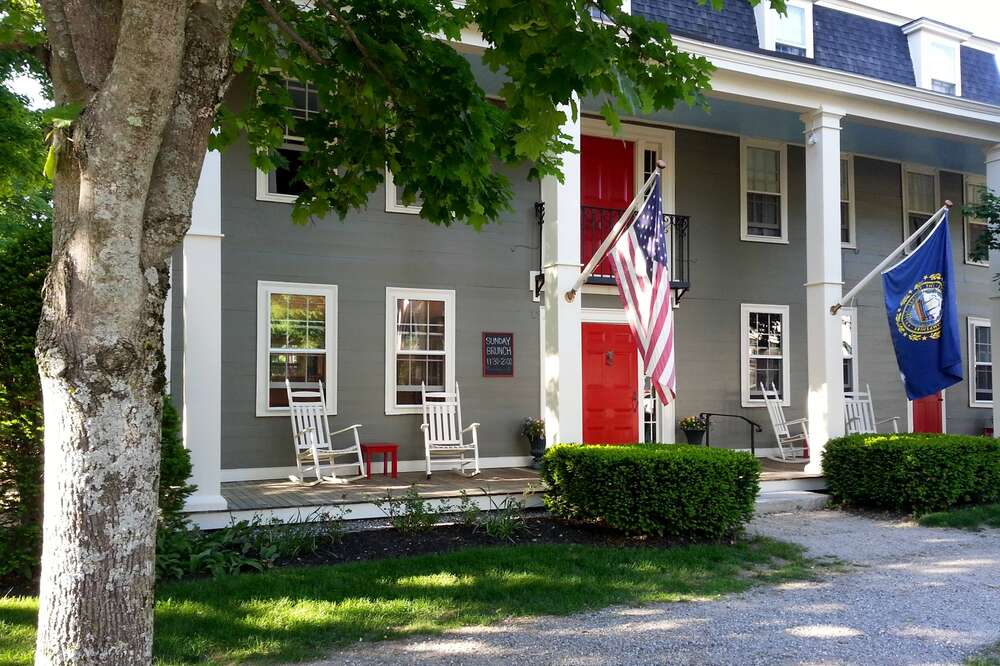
[220,460,819,512]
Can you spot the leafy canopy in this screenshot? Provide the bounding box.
[218,0,784,228]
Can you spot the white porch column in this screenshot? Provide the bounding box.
[541,102,583,444]
[987,145,1000,437]
[182,150,227,511]
[802,108,845,474]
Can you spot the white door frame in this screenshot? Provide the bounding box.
[906,389,947,433]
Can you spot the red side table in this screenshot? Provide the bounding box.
[361,442,399,479]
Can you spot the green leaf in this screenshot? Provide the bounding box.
[42,143,57,180]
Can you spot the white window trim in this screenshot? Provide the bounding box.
[964,173,989,267]
[740,137,789,244]
[256,281,338,417]
[968,316,992,408]
[754,0,814,59]
[903,21,966,98]
[841,306,859,394]
[901,163,940,244]
[255,142,306,204]
[385,287,456,415]
[841,154,856,249]
[385,168,422,215]
[740,303,791,408]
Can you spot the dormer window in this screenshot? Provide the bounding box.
[775,5,807,57]
[902,18,969,97]
[754,0,813,59]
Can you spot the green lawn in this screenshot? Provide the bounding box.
[918,504,1000,531]
[1,538,814,665]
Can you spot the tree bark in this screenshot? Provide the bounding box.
[33,0,243,663]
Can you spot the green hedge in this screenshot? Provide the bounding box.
[823,434,1000,514]
[541,444,760,538]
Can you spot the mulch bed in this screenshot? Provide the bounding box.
[282,511,711,569]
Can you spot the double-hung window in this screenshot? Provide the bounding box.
[965,175,989,266]
[385,287,455,414]
[741,304,790,406]
[741,139,788,243]
[256,78,319,203]
[968,317,992,407]
[774,4,808,56]
[902,165,939,249]
[841,156,856,248]
[928,42,959,96]
[256,281,337,416]
[841,307,858,394]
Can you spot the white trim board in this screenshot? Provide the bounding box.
[188,492,546,530]
[220,455,535,483]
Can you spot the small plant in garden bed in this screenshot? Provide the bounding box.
[378,486,443,534]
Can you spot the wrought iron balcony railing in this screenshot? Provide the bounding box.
[580,205,691,302]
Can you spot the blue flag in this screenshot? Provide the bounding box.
[881,212,962,400]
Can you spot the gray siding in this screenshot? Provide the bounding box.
[219,140,542,470]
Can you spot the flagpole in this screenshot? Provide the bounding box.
[564,160,667,303]
[830,200,952,315]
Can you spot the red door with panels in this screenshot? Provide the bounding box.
[912,392,943,433]
[581,135,635,279]
[582,323,639,444]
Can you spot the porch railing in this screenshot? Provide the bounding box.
[580,206,692,301]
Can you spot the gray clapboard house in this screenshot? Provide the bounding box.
[168,0,1000,523]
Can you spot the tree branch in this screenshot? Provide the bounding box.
[37,0,91,104]
[256,0,326,66]
[314,0,400,97]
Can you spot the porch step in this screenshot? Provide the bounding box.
[755,490,830,515]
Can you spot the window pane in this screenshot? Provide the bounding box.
[907,172,936,213]
[396,298,446,352]
[775,43,806,57]
[931,79,956,96]
[396,354,445,406]
[841,201,851,244]
[268,352,326,408]
[969,183,987,208]
[843,358,854,394]
[271,292,325,350]
[749,312,783,356]
[747,193,781,237]
[976,365,993,402]
[841,314,854,359]
[975,325,992,363]
[968,221,988,262]
[747,147,780,192]
[840,159,850,201]
[775,5,805,47]
[269,147,306,197]
[643,148,659,182]
[749,358,783,397]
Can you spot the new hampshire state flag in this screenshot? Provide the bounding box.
[881,211,962,400]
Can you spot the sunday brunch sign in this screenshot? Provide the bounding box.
[482,332,514,377]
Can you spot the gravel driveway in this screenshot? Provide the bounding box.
[316,510,1000,665]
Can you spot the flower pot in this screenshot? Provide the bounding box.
[529,436,546,468]
[682,429,705,445]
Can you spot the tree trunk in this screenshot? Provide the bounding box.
[33,0,243,662]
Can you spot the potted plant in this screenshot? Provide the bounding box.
[520,417,546,468]
[679,415,707,445]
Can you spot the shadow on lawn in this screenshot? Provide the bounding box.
[1,539,812,665]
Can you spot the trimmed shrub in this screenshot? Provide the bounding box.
[823,434,1000,514]
[542,444,761,538]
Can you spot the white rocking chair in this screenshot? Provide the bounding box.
[420,382,481,479]
[286,380,366,485]
[760,382,809,462]
[845,384,900,435]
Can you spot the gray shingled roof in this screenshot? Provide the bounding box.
[961,46,1000,105]
[632,0,759,51]
[813,6,915,86]
[634,0,998,106]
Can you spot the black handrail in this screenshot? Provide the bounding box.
[698,412,763,456]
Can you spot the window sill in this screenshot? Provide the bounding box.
[385,405,423,416]
[385,203,422,215]
[740,235,789,245]
[964,259,989,268]
[969,401,993,409]
[256,405,338,418]
[742,399,790,409]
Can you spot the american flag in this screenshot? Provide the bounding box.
[608,174,676,404]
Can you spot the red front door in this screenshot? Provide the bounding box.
[581,135,635,279]
[582,323,639,444]
[912,392,944,433]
